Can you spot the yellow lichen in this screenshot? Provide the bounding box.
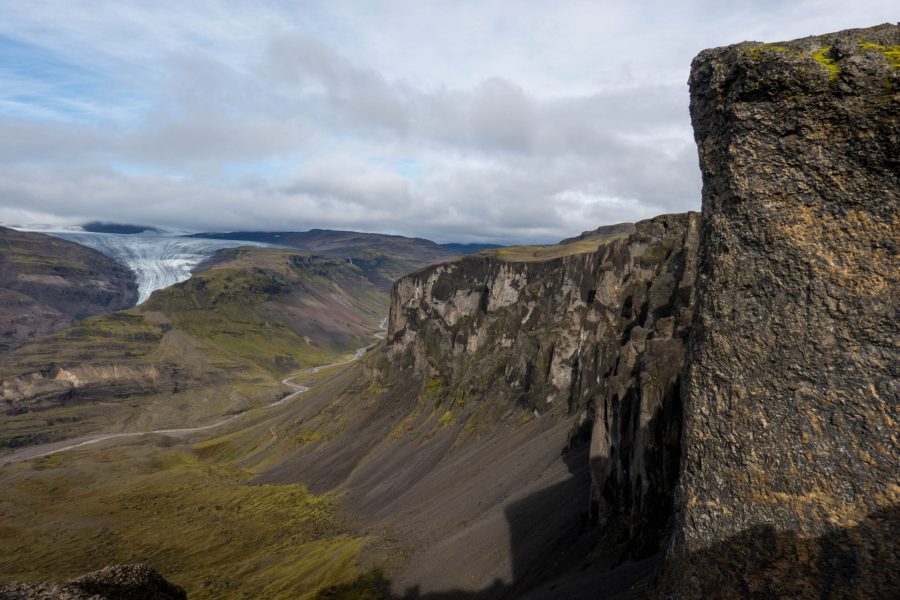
[775,205,897,297]
[812,47,841,80]
[860,41,900,69]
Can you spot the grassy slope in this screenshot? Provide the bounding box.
[0,247,402,599]
[0,439,376,599]
[476,236,629,262]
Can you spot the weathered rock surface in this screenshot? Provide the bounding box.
[666,24,899,597]
[0,564,186,600]
[388,213,698,559]
[0,227,138,351]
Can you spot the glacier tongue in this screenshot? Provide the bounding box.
[49,231,272,304]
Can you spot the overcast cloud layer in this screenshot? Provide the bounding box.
[0,1,895,243]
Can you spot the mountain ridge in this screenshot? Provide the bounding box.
[0,226,138,352]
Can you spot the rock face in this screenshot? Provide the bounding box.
[0,564,186,600]
[388,213,699,558]
[0,227,138,351]
[666,24,899,597]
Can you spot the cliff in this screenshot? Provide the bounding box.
[666,23,899,597]
[0,227,138,352]
[220,215,702,598]
[388,212,698,561]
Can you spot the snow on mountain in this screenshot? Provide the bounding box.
[48,231,273,304]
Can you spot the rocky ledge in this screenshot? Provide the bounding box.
[0,564,185,600]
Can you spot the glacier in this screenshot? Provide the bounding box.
[48,231,274,304]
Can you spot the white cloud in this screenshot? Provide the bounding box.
[0,1,896,242]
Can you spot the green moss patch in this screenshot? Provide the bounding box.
[812,47,841,80]
[861,41,900,69]
[0,444,377,599]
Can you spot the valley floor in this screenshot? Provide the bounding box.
[0,341,655,599]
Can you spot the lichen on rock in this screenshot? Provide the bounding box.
[665,22,900,598]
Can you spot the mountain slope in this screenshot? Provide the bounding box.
[0,226,138,352]
[189,229,484,290]
[0,246,387,450]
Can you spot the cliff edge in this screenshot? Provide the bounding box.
[667,23,899,597]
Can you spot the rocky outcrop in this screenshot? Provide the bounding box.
[0,363,165,414]
[0,564,186,600]
[388,213,699,557]
[666,24,900,597]
[0,227,138,351]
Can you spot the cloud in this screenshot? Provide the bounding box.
[0,1,896,242]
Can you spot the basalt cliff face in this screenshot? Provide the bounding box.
[665,24,899,597]
[388,213,699,560]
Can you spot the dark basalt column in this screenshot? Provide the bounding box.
[666,23,900,598]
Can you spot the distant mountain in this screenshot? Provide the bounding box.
[82,221,161,234]
[189,229,488,290]
[0,226,138,352]
[0,246,387,447]
[189,229,441,252]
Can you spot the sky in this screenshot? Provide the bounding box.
[0,2,895,244]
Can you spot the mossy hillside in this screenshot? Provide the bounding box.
[1,245,91,272]
[0,440,380,599]
[860,41,900,68]
[146,250,388,376]
[188,363,369,471]
[0,247,389,447]
[747,43,842,81]
[0,311,161,377]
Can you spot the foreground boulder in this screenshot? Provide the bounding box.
[0,564,186,600]
[666,23,899,597]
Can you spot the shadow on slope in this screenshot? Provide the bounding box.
[318,504,900,600]
[662,504,900,598]
[311,444,656,600]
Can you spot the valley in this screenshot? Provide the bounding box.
[0,21,897,600]
[0,245,389,450]
[0,218,678,599]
